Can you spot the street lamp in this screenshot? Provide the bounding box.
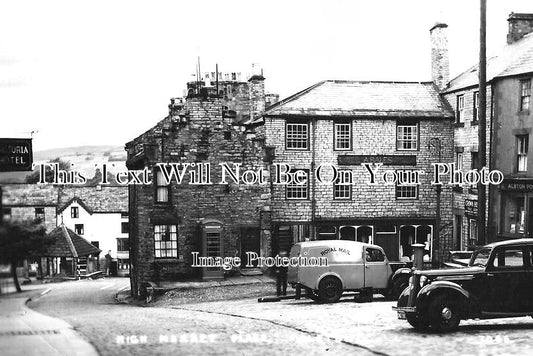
[428,138,442,268]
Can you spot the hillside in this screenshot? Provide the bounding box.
[0,145,127,183]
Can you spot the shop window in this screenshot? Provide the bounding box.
[334,122,351,150]
[396,122,418,151]
[286,169,309,200]
[286,122,309,150]
[317,225,336,240]
[520,79,531,111]
[117,258,130,270]
[356,226,373,243]
[71,207,79,218]
[339,226,356,241]
[517,135,529,172]
[155,170,170,203]
[154,225,178,258]
[399,226,415,261]
[75,224,84,235]
[456,94,465,123]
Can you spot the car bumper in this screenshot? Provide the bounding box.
[392,306,417,320]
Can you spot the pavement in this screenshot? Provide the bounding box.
[0,282,99,356]
[115,273,275,303]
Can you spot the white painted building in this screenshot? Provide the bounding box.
[56,186,129,276]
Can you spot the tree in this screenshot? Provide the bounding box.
[25,157,71,184]
[0,220,50,292]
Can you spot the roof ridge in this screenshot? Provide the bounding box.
[264,81,327,113]
[62,225,78,258]
[324,80,434,85]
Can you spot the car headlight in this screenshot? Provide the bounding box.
[419,275,428,288]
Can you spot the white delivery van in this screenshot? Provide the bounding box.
[288,240,401,303]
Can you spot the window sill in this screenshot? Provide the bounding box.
[470,121,479,126]
[453,122,465,128]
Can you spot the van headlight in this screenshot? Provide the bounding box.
[419,275,428,288]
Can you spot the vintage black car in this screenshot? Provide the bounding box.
[395,238,533,332]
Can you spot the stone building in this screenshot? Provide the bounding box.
[1,184,58,232]
[437,13,533,246]
[125,72,273,296]
[263,80,455,265]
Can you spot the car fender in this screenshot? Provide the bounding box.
[315,272,344,291]
[416,281,470,310]
[389,267,411,286]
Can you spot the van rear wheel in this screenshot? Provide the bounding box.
[318,276,342,303]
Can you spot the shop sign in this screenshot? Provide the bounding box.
[465,199,478,217]
[499,179,533,192]
[0,138,33,172]
[338,155,416,166]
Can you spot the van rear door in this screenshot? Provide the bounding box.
[287,244,301,284]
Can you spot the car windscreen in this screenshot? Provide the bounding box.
[469,248,491,267]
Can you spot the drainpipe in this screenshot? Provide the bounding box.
[311,118,317,239]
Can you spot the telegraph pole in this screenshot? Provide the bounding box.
[478,0,487,245]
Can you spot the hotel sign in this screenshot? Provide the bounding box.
[0,138,33,172]
[338,155,416,166]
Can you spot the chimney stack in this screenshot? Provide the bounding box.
[430,23,450,91]
[507,13,533,44]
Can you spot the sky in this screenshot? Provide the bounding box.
[1,0,532,151]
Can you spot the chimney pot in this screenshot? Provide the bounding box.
[507,12,533,44]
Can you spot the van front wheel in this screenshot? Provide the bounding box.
[318,276,342,303]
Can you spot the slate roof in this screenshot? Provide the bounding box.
[264,80,454,119]
[445,32,533,93]
[57,186,128,214]
[41,225,100,258]
[1,184,58,206]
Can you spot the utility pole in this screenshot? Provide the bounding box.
[478,0,487,245]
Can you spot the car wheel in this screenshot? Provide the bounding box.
[318,276,343,303]
[406,314,431,331]
[305,288,320,301]
[427,294,461,333]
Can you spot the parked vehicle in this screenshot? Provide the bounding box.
[287,240,407,303]
[395,238,533,332]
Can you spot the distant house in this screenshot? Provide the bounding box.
[57,186,129,275]
[1,184,58,232]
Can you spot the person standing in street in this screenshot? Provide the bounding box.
[104,250,112,276]
[276,250,288,296]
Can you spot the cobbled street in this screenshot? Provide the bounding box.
[26,278,533,356]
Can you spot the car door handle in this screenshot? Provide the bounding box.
[365,266,370,269]
[487,273,494,277]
